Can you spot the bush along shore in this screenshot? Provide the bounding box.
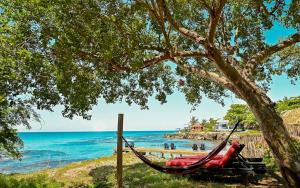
[0,153,284,188]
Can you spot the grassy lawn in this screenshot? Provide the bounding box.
[0,153,284,188]
[235,130,262,136]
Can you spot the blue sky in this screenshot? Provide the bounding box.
[18,20,300,132]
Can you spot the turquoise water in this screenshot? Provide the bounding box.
[0,131,215,174]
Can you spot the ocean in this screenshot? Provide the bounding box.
[0,131,216,174]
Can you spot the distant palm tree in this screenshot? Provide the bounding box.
[188,116,199,130]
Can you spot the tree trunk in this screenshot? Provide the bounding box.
[209,47,300,187]
[230,79,300,187]
[244,92,300,188]
[229,75,300,187]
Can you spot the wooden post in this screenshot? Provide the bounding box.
[117,114,124,188]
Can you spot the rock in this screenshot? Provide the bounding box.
[164,132,225,140]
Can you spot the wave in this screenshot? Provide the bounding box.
[22,150,66,157]
[58,140,98,146]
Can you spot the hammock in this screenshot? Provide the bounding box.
[122,120,241,175]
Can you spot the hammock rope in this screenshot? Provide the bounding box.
[122,120,241,175]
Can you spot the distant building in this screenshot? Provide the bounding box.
[191,123,204,131]
[215,120,230,131]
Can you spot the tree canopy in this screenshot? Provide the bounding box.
[201,118,218,131]
[224,104,258,129]
[1,0,299,115]
[3,0,298,114]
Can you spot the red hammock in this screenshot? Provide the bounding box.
[166,141,240,168]
[122,121,241,175]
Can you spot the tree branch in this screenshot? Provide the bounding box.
[172,57,243,98]
[158,0,206,44]
[257,0,284,17]
[197,0,213,12]
[139,44,166,52]
[109,50,209,71]
[140,53,171,69]
[208,45,268,97]
[174,50,209,58]
[207,0,227,44]
[246,32,300,73]
[146,1,173,51]
[141,50,209,69]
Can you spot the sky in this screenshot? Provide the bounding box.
[17,19,300,132]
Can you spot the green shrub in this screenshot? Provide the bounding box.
[262,148,278,171]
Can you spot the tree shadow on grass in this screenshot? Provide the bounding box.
[122,162,256,187]
[89,162,283,187]
[191,174,242,182]
[249,170,285,187]
[122,163,196,188]
[189,169,284,187]
[89,165,115,188]
[89,162,196,188]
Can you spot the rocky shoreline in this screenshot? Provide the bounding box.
[165,125,299,158]
[164,131,267,157]
[164,131,240,141]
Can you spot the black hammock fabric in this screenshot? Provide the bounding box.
[122,121,241,175]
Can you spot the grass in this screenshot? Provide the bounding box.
[1,153,283,188]
[0,174,63,188]
[235,130,261,136]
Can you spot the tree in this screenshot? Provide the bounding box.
[202,118,218,131]
[277,96,300,113]
[200,119,207,125]
[1,0,300,186]
[188,116,199,129]
[224,104,258,129]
